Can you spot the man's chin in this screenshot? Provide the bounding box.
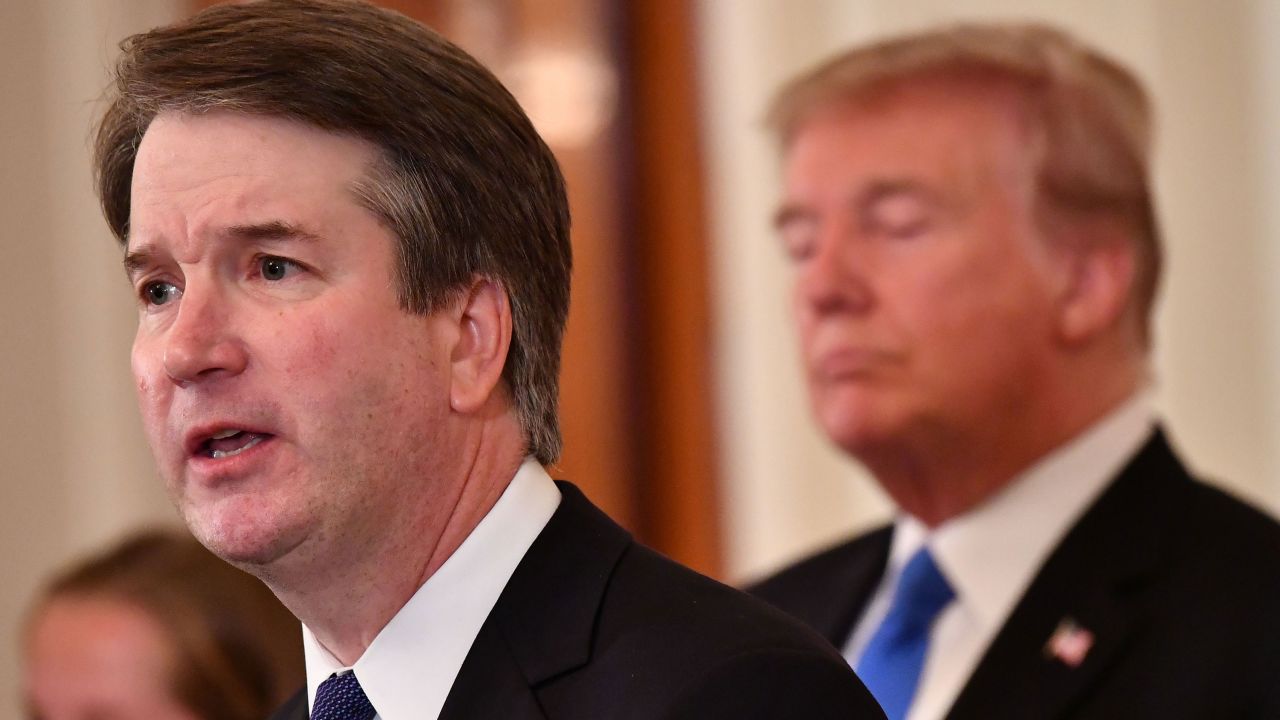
[817,403,908,457]
[211,536,291,568]
[203,532,291,570]
[184,512,305,575]
[174,483,307,563]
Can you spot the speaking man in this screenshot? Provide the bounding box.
[93,1,881,718]
[751,22,1280,720]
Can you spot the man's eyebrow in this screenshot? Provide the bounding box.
[773,179,945,231]
[122,247,156,282]
[222,220,322,243]
[772,203,811,231]
[121,221,321,281]
[858,179,943,210]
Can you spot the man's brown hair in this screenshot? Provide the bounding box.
[95,0,572,462]
[33,530,304,720]
[770,23,1161,347]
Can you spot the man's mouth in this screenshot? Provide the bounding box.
[200,429,273,459]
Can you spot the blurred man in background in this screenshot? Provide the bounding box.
[93,1,880,718]
[752,22,1280,719]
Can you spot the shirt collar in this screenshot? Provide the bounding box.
[889,393,1154,631]
[302,458,562,720]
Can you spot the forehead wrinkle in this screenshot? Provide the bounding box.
[126,115,389,286]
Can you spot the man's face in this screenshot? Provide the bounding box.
[127,111,457,570]
[777,84,1065,458]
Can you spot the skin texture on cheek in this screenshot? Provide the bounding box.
[132,335,181,501]
[226,314,450,575]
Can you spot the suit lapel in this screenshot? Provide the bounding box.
[437,619,548,719]
[813,527,895,646]
[749,521,893,649]
[946,431,1190,720]
[439,481,631,719]
[824,525,896,640]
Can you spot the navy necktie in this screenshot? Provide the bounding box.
[855,546,955,720]
[311,671,377,720]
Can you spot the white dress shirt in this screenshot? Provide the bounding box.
[844,394,1155,720]
[302,458,562,720]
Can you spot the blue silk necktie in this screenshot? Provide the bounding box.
[855,546,955,720]
[311,671,377,720]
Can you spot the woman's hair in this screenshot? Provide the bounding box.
[35,529,304,720]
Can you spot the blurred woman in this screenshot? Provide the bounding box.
[23,529,304,720]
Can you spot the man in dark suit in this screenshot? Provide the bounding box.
[752,21,1280,719]
[92,1,881,718]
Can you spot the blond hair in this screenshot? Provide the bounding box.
[770,23,1161,345]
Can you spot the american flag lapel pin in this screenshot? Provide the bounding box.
[1043,617,1094,668]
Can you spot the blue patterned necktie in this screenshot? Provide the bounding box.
[855,546,955,720]
[311,671,377,720]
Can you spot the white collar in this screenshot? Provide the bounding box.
[887,393,1155,632]
[301,458,561,720]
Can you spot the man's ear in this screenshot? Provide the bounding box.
[1054,227,1137,346]
[448,276,513,414]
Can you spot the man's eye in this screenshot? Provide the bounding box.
[778,218,818,264]
[781,231,815,263]
[866,194,933,239]
[143,281,181,306]
[258,256,297,281]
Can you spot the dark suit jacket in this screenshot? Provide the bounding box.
[271,481,883,719]
[750,430,1280,719]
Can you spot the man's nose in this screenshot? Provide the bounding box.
[162,286,248,386]
[799,229,875,316]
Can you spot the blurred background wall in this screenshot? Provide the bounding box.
[1,0,182,709]
[2,0,1277,711]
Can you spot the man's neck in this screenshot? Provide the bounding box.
[865,369,1144,528]
[268,416,527,665]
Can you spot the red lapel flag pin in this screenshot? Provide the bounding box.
[1044,617,1094,668]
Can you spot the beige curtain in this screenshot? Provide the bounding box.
[0,0,183,708]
